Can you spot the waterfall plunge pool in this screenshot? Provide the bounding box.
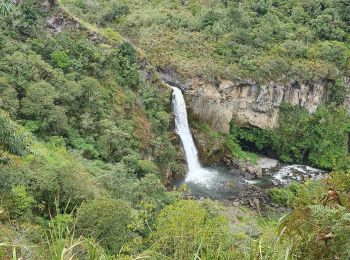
[170,85,327,200]
[173,164,327,200]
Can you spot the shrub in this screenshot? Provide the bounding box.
[268,183,301,207]
[147,200,234,258]
[201,10,219,29]
[76,197,134,254]
[100,4,129,24]
[137,160,159,178]
[327,79,347,105]
[232,103,349,170]
[0,109,33,156]
[51,51,70,69]
[282,205,350,259]
[8,185,34,218]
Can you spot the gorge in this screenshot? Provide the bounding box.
[170,84,327,201]
[1,0,349,258]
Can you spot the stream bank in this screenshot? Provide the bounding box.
[169,83,327,214]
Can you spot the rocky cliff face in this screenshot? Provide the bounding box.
[159,70,341,133]
[159,69,350,133]
[183,76,350,133]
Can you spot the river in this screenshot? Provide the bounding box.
[171,86,327,200]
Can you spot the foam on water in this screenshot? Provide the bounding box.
[170,85,326,196]
[171,86,218,188]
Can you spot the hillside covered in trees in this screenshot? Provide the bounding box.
[61,0,350,170]
[0,0,350,259]
[62,0,350,81]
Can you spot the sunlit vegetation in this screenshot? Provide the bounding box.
[0,0,349,259]
[62,0,349,83]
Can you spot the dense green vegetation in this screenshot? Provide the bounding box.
[231,103,350,169]
[62,0,349,82]
[1,0,350,259]
[0,0,184,257]
[61,0,350,169]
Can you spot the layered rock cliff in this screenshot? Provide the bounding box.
[187,78,331,132]
[160,70,349,133]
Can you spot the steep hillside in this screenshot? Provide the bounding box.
[0,0,186,180]
[62,0,349,81]
[60,0,350,170]
[1,1,350,259]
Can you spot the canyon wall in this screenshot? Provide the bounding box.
[160,70,349,133]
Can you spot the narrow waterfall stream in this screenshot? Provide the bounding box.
[171,86,218,186]
[171,86,201,173]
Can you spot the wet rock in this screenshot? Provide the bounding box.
[257,157,279,170]
[223,180,236,191]
[243,172,254,180]
[246,165,256,175]
[224,157,264,179]
[271,179,281,186]
[236,185,270,212]
[191,128,227,165]
[256,168,263,178]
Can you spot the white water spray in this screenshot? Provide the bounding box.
[171,86,217,186]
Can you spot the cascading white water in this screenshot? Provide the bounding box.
[171,87,201,172]
[170,85,326,195]
[171,86,217,185]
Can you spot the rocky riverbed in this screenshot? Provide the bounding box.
[175,157,327,213]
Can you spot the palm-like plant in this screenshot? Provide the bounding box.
[0,0,14,16]
[0,110,33,156]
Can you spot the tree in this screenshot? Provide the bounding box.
[307,106,349,169]
[115,42,140,89]
[0,143,95,216]
[76,197,134,254]
[327,79,347,105]
[0,85,19,117]
[21,81,57,120]
[44,105,69,135]
[78,77,105,117]
[311,10,346,40]
[137,160,159,179]
[96,119,138,162]
[51,50,70,69]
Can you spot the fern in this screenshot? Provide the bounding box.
[0,0,14,17]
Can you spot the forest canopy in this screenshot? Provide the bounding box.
[62,0,350,81]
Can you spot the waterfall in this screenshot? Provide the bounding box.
[171,86,216,185]
[171,87,201,172]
